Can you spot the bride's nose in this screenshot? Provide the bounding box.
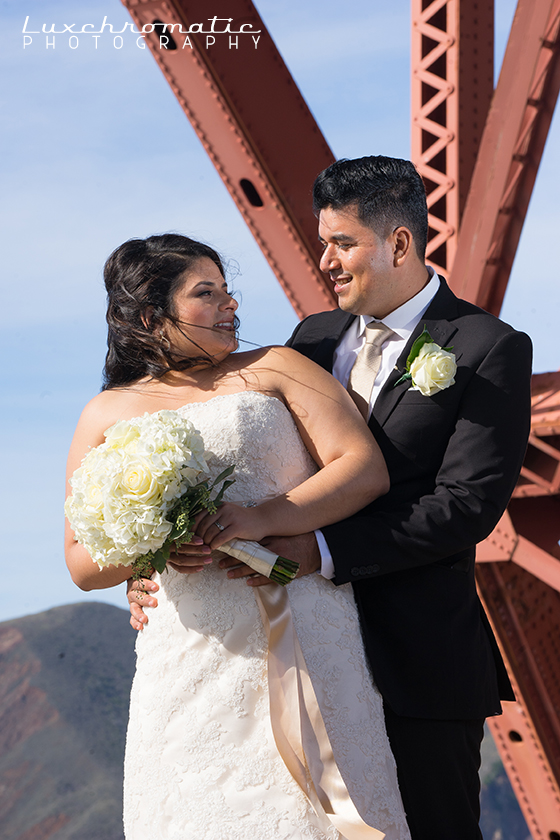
[221,294,238,311]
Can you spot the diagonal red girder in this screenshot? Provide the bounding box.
[450,0,560,315]
[122,0,336,318]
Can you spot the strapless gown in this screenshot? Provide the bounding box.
[123,391,410,840]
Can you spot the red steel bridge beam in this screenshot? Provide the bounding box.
[476,362,560,839]
[411,0,494,277]
[412,1,560,834]
[122,0,337,318]
[432,0,560,834]
[451,0,560,315]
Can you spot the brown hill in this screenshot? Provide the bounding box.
[0,603,135,840]
[0,601,530,840]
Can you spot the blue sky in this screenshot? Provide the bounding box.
[2,0,558,621]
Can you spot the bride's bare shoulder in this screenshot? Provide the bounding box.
[77,386,151,434]
[234,345,306,369]
[67,384,163,471]
[230,346,337,400]
[242,345,325,377]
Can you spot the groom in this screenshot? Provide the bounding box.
[287,156,532,839]
[130,156,532,839]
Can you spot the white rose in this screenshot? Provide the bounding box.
[104,419,140,449]
[119,457,163,504]
[409,343,456,397]
[82,480,104,510]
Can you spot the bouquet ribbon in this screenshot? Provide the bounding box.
[219,539,298,585]
[255,584,386,840]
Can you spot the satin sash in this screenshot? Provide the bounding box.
[255,584,386,840]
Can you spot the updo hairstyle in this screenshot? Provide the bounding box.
[102,233,232,390]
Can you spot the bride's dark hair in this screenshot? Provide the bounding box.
[102,233,236,390]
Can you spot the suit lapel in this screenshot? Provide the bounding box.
[309,311,355,371]
[372,278,460,428]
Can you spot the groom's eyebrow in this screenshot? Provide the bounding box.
[319,233,356,244]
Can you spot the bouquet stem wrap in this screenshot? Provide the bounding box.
[220,539,299,585]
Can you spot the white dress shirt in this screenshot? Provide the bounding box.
[317,268,440,578]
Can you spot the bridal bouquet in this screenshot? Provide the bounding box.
[65,410,298,585]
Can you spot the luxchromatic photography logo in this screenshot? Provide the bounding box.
[22,15,262,51]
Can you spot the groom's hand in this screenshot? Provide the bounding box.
[219,532,321,587]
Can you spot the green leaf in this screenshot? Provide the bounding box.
[169,515,192,543]
[211,465,235,488]
[213,479,235,507]
[131,555,157,580]
[150,546,170,574]
[174,529,194,549]
[405,327,434,371]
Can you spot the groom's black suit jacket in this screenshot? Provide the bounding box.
[287,278,532,720]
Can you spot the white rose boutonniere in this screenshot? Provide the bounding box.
[395,327,457,397]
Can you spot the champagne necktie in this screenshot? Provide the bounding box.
[347,322,395,419]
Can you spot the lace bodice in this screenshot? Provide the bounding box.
[123,391,410,840]
[177,390,317,503]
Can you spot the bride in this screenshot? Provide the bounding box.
[65,233,411,840]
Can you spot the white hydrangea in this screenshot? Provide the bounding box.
[65,411,210,569]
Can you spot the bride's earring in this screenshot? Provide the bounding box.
[159,330,171,351]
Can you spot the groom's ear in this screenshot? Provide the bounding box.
[391,227,414,267]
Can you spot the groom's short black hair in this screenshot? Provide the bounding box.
[312,156,428,259]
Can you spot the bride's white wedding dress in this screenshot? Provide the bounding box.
[123,391,410,840]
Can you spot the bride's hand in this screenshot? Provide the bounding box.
[196,502,267,549]
[127,537,213,630]
[127,577,159,631]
